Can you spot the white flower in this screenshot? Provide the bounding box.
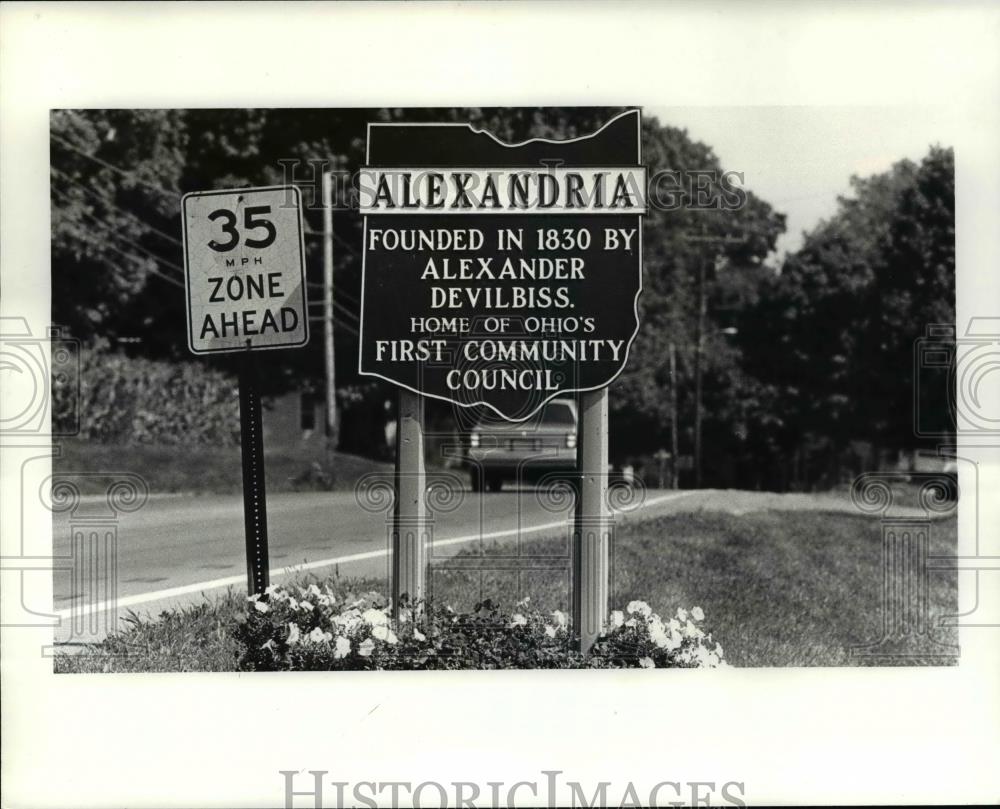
[694,647,715,666]
[551,610,568,629]
[544,625,557,638]
[247,593,260,603]
[627,600,652,618]
[397,607,412,624]
[683,620,703,639]
[286,623,301,646]
[362,608,388,627]
[610,610,625,628]
[358,638,375,657]
[307,584,322,597]
[264,584,279,597]
[385,629,398,645]
[253,600,269,613]
[639,657,655,669]
[516,596,531,608]
[299,600,314,611]
[335,608,362,632]
[260,639,275,651]
[308,626,330,643]
[334,636,351,659]
[691,606,705,621]
[625,618,638,628]
[371,624,391,641]
[510,613,528,627]
[649,624,669,649]
[676,607,688,622]
[413,628,426,642]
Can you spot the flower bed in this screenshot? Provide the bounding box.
[235,585,727,671]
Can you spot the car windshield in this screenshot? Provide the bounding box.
[539,402,575,426]
[474,401,576,431]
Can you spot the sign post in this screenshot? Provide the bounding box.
[358,112,645,644]
[181,185,309,596]
[392,390,427,611]
[574,389,610,651]
[238,349,270,595]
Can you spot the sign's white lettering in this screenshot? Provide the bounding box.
[359,168,647,214]
[359,110,645,421]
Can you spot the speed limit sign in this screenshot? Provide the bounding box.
[181,185,309,354]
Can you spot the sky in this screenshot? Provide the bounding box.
[646,106,959,263]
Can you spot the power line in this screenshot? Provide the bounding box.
[309,315,358,338]
[334,300,359,323]
[306,280,360,309]
[50,131,182,200]
[51,184,186,279]
[76,231,185,289]
[304,225,362,260]
[308,298,360,324]
[51,165,184,247]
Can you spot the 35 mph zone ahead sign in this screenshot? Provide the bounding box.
[182,185,308,354]
[358,110,645,421]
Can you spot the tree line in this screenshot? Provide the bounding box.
[49,107,954,489]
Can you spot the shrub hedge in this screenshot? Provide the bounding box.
[55,341,240,445]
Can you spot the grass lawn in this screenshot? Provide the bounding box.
[54,439,392,494]
[55,508,958,672]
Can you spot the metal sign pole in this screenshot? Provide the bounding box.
[239,350,270,596]
[392,389,426,614]
[573,388,610,653]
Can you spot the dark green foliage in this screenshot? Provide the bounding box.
[56,340,240,445]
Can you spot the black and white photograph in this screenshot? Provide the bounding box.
[42,102,961,672]
[2,3,998,808]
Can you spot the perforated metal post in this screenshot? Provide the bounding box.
[573,388,610,652]
[393,390,427,614]
[239,352,270,596]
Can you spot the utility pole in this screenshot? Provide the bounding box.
[669,341,679,489]
[684,225,744,490]
[693,254,706,488]
[322,170,338,461]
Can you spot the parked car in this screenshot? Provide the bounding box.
[461,398,577,492]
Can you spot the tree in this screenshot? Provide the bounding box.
[50,109,187,341]
[612,117,785,481]
[866,146,955,451]
[740,146,954,487]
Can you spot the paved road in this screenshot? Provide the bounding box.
[52,486,705,642]
[52,485,947,644]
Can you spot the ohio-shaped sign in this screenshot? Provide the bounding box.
[358,110,645,421]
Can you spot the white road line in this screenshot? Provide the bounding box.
[54,489,698,620]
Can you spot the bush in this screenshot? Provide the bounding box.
[57,340,240,445]
[235,585,727,671]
